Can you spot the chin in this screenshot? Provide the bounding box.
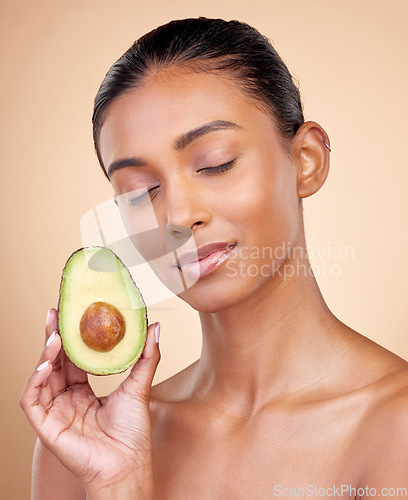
[176,275,254,314]
[179,293,236,314]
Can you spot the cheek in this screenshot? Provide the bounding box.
[265,168,300,242]
[218,161,300,247]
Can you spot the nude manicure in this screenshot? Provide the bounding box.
[155,323,160,343]
[37,360,49,372]
[46,331,56,347]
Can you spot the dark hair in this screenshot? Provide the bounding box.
[92,17,304,178]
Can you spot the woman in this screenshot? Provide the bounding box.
[19,18,408,499]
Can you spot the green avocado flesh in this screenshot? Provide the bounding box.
[58,247,147,375]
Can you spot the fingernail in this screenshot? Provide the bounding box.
[37,360,49,372]
[155,323,160,344]
[46,309,52,326]
[46,331,56,347]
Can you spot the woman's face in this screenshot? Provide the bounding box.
[98,68,302,313]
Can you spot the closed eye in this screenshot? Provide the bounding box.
[198,160,236,175]
[128,187,159,207]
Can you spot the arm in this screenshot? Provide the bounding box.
[32,438,86,500]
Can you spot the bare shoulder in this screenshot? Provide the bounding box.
[341,324,408,425]
[355,366,408,492]
[32,438,86,500]
[362,360,408,416]
[342,329,408,489]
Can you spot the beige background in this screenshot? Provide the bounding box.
[1,0,407,497]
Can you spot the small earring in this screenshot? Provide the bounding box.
[322,140,331,152]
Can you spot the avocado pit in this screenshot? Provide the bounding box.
[80,301,126,352]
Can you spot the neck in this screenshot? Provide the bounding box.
[191,245,342,418]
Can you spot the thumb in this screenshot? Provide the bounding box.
[119,322,161,401]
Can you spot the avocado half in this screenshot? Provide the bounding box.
[57,246,147,376]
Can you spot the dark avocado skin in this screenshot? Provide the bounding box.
[57,246,148,376]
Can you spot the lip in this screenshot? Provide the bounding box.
[176,242,235,267]
[175,241,237,278]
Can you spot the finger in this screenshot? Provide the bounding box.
[19,308,62,419]
[36,310,64,376]
[19,357,54,435]
[63,352,89,388]
[38,332,63,408]
[45,308,58,342]
[47,332,89,396]
[41,331,96,409]
[44,308,69,396]
[117,322,161,401]
[44,308,69,398]
[46,310,88,399]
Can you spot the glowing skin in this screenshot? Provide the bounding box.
[100,69,302,314]
[94,68,408,497]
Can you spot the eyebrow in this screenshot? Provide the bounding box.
[107,119,240,178]
[107,157,145,178]
[174,120,240,150]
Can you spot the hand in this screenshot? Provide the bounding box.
[19,308,161,494]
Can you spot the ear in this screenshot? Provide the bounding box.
[291,121,331,199]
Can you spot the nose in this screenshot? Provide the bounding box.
[163,177,211,236]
